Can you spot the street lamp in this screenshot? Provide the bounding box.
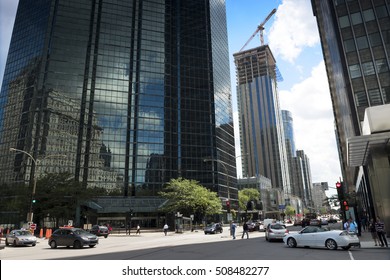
[10,147,66,223]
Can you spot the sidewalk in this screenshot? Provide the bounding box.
[358,230,389,249]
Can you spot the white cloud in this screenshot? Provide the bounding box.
[279,61,341,188]
[269,0,320,63]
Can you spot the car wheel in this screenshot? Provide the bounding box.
[50,240,57,249]
[73,240,82,249]
[341,246,350,250]
[325,239,338,250]
[287,237,297,248]
[104,235,108,238]
[89,244,96,248]
[32,243,36,247]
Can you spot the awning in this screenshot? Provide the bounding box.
[347,131,390,167]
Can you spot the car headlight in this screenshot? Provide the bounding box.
[81,236,89,241]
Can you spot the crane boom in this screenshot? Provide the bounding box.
[239,8,277,52]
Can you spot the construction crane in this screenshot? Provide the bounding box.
[239,8,277,52]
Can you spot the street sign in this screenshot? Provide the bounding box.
[30,223,36,230]
[278,204,285,210]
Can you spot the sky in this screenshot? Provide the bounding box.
[0,0,341,196]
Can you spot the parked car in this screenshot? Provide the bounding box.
[309,219,321,227]
[90,225,109,238]
[283,226,360,250]
[321,218,329,225]
[265,223,289,241]
[204,223,223,234]
[327,217,338,224]
[246,221,257,232]
[48,227,99,249]
[6,229,37,247]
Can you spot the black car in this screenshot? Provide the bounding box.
[90,225,109,238]
[204,223,223,234]
[48,227,99,249]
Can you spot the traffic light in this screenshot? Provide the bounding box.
[336,181,345,201]
[342,200,349,211]
[226,200,231,213]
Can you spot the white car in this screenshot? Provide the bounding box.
[283,226,360,250]
[265,223,289,241]
[6,229,37,247]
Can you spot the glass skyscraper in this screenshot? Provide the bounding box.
[312,0,390,225]
[234,45,290,196]
[0,0,237,208]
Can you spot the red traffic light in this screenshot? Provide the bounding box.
[336,182,341,188]
[343,200,349,211]
[226,200,230,207]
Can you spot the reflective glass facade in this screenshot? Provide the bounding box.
[234,46,290,195]
[0,0,236,201]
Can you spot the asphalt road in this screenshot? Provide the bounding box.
[1,225,389,260]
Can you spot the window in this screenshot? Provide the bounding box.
[375,5,388,18]
[375,59,389,73]
[339,15,350,28]
[363,9,375,22]
[344,39,356,52]
[362,61,375,76]
[355,91,368,107]
[356,36,369,49]
[368,88,383,105]
[369,33,382,47]
[351,12,362,25]
[349,64,362,78]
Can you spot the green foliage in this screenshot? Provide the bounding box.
[285,205,295,216]
[238,188,260,210]
[159,177,222,222]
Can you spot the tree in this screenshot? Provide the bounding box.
[33,172,109,227]
[238,188,260,210]
[285,205,295,218]
[159,178,222,222]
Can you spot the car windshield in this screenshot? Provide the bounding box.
[271,224,285,230]
[73,229,90,235]
[15,230,32,236]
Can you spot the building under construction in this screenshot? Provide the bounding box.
[234,45,290,196]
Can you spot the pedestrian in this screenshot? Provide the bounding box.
[230,221,237,239]
[163,223,169,236]
[368,218,379,246]
[348,218,358,234]
[136,224,141,235]
[375,217,388,247]
[241,221,249,239]
[343,219,349,230]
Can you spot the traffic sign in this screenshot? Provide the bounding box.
[30,223,37,230]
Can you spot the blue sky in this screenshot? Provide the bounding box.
[0,0,340,196]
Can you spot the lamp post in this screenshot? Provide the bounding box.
[10,148,38,224]
[10,148,66,224]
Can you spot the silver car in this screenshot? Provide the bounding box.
[265,223,289,241]
[6,229,37,247]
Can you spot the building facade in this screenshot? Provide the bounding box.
[234,45,290,198]
[0,0,237,226]
[311,0,390,231]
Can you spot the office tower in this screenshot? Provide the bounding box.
[0,0,237,205]
[234,45,290,196]
[296,150,313,209]
[282,110,296,157]
[312,0,390,222]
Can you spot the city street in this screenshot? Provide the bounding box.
[1,224,389,260]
